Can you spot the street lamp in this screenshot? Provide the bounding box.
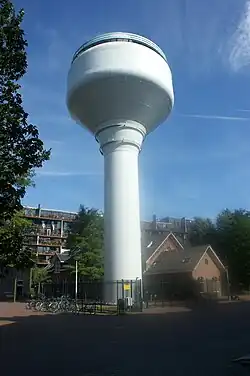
[75,258,78,301]
[71,246,81,301]
[225,266,231,301]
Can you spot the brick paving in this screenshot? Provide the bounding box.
[1,301,250,375]
[0,302,45,325]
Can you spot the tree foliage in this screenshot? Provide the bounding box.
[0,211,34,270]
[32,266,51,295]
[0,0,50,221]
[32,266,51,285]
[66,205,104,280]
[216,209,250,289]
[189,217,216,246]
[189,209,250,290]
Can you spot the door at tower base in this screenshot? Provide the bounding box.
[103,279,142,306]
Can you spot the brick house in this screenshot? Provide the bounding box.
[46,251,72,282]
[142,230,227,299]
[45,229,227,300]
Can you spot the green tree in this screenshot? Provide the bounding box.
[189,209,250,291]
[0,0,50,221]
[0,211,34,270]
[189,217,216,246]
[216,209,250,290]
[0,171,37,270]
[67,205,104,280]
[32,267,51,295]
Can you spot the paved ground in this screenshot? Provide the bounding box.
[1,301,250,375]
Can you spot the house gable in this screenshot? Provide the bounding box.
[145,232,183,270]
[144,234,226,281]
[49,253,59,264]
[145,244,207,276]
[193,246,225,280]
[46,251,71,275]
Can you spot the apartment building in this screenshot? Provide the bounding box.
[142,215,193,234]
[23,205,77,266]
[23,205,192,267]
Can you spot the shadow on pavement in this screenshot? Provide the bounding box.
[1,301,250,375]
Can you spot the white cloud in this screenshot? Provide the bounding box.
[178,113,250,121]
[152,0,243,76]
[151,0,250,76]
[29,26,74,76]
[228,0,250,72]
[36,170,102,177]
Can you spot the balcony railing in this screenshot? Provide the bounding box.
[23,225,38,235]
[24,227,68,238]
[38,238,62,246]
[23,210,76,222]
[37,250,55,255]
[38,229,62,237]
[40,211,76,221]
[23,238,64,247]
[23,238,37,245]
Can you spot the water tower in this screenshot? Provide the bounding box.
[67,32,174,303]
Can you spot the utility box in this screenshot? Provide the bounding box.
[125,296,133,308]
[118,298,125,314]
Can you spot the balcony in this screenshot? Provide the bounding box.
[23,225,39,236]
[40,211,76,222]
[24,211,76,222]
[39,229,63,238]
[23,238,37,246]
[24,227,68,238]
[23,208,38,217]
[23,239,63,248]
[37,250,55,256]
[39,238,62,246]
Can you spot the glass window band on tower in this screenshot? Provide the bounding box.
[72,32,167,64]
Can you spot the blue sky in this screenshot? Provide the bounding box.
[14,0,250,220]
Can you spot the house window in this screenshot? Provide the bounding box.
[205,258,208,265]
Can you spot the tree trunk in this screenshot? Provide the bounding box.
[29,268,33,295]
[13,276,17,303]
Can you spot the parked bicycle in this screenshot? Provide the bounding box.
[25,295,80,314]
[25,294,102,315]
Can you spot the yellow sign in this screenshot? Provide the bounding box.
[124,283,130,291]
